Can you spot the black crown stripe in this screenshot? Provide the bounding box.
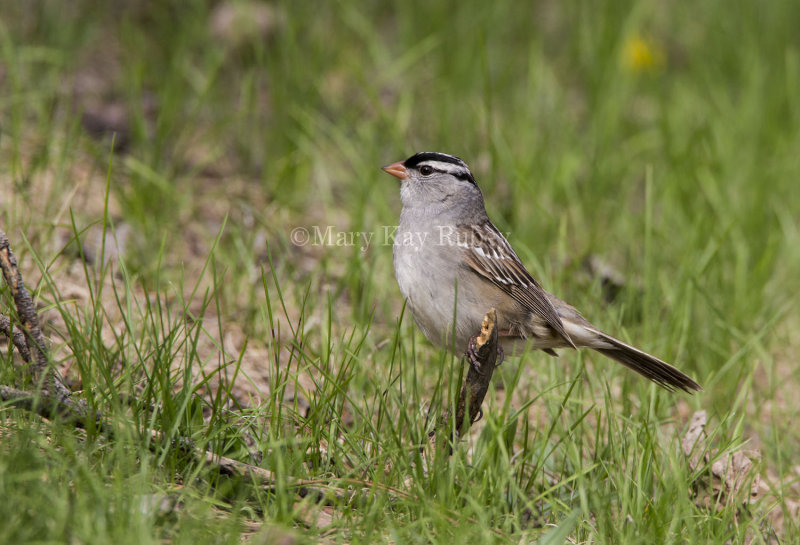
[401,152,476,185]
[402,152,467,169]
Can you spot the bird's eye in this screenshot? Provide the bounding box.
[419,165,434,176]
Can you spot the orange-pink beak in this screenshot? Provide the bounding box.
[381,161,408,180]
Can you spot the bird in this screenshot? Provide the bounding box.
[381,151,701,393]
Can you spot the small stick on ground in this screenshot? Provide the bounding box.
[454,308,500,439]
[0,231,74,404]
[0,314,32,363]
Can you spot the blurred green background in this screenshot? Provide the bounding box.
[1,0,799,542]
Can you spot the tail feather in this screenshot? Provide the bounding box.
[591,331,702,393]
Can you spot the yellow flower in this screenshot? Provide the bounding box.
[622,35,665,73]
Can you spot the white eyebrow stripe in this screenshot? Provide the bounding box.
[419,161,470,177]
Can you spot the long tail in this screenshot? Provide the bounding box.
[544,295,702,392]
[590,330,702,393]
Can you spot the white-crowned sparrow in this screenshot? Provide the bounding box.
[382,151,701,393]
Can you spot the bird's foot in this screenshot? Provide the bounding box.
[466,337,486,376]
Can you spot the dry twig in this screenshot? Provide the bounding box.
[454,308,500,438]
[429,308,501,453]
[0,230,88,419]
[0,314,32,362]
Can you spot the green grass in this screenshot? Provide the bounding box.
[2,0,799,542]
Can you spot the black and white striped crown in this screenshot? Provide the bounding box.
[402,152,476,184]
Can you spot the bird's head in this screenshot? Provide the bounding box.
[381,152,484,213]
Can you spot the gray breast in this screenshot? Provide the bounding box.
[392,221,461,348]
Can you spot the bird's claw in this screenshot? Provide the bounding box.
[466,337,486,375]
[467,337,504,374]
[495,345,504,368]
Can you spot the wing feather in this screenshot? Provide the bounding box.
[462,222,576,348]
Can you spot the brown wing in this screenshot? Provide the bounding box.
[461,222,576,348]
